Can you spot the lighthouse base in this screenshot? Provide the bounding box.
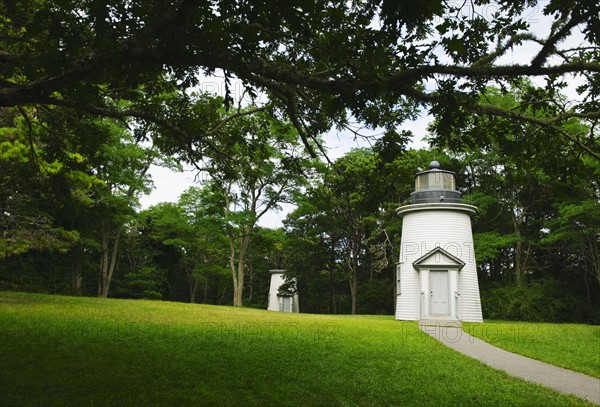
[419,317,462,328]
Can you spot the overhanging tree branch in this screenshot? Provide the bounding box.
[2,0,598,163]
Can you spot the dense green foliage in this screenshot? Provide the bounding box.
[0,106,155,297]
[1,292,595,406]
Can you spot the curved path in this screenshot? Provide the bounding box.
[420,322,600,405]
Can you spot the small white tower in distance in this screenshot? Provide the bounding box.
[267,269,299,313]
[395,161,483,323]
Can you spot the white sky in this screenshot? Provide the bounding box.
[139,3,587,228]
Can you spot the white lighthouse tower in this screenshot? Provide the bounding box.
[267,269,299,313]
[395,161,483,323]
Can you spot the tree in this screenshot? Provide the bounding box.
[285,189,349,314]
[113,216,168,300]
[133,203,191,302]
[284,147,437,314]
[177,187,230,304]
[139,195,231,304]
[542,198,600,306]
[1,1,598,160]
[430,83,600,322]
[95,132,155,297]
[0,104,158,297]
[0,107,82,258]
[322,149,381,314]
[432,83,594,285]
[193,109,314,306]
[244,227,287,308]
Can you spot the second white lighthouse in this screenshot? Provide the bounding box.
[395,161,483,322]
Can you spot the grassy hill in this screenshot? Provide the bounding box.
[0,291,596,406]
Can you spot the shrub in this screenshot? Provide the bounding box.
[481,279,569,322]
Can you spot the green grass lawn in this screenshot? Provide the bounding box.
[463,320,600,378]
[0,292,595,406]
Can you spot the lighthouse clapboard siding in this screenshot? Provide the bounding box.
[396,204,483,322]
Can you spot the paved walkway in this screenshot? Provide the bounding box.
[420,322,600,405]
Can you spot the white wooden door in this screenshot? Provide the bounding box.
[430,271,449,315]
[281,296,292,312]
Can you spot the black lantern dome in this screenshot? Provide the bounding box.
[410,161,462,204]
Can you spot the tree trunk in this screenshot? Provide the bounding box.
[515,237,523,286]
[247,265,254,303]
[511,213,529,286]
[330,269,337,315]
[349,268,357,315]
[586,237,600,287]
[185,265,199,303]
[98,221,121,298]
[229,235,241,306]
[190,279,198,304]
[348,229,361,315]
[190,279,198,303]
[203,277,209,303]
[71,269,82,296]
[71,244,83,296]
[233,284,243,306]
[233,253,246,306]
[219,285,227,305]
[230,228,252,307]
[329,240,337,314]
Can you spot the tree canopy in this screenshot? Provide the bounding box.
[1,0,598,159]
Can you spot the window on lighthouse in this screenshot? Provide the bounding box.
[396,265,401,294]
